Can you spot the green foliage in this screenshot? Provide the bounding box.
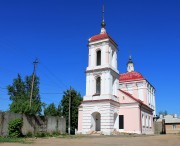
[61,88,82,134]
[8,74,44,115]
[35,132,46,137]
[34,131,62,138]
[26,131,33,137]
[0,137,31,143]
[8,118,23,137]
[44,103,62,116]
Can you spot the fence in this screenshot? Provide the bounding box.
[154,119,166,134]
[0,112,66,136]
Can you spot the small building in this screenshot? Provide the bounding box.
[157,114,180,134]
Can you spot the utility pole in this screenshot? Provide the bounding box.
[68,86,72,135]
[30,59,38,108]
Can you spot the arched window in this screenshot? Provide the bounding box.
[96,77,101,94]
[96,50,101,66]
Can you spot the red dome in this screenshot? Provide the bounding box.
[89,33,117,46]
[119,71,144,82]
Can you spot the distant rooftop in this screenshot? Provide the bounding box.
[157,114,180,124]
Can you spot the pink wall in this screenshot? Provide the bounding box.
[120,80,150,106]
[119,106,140,133]
[78,107,83,132]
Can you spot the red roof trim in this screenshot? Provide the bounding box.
[119,71,144,82]
[119,89,153,111]
[120,89,142,104]
[89,33,117,46]
[120,78,144,83]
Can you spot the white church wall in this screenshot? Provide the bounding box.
[81,101,119,135]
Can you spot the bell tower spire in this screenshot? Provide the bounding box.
[127,55,135,72]
[101,4,106,34]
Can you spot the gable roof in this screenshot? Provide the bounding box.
[119,89,153,111]
[120,89,143,104]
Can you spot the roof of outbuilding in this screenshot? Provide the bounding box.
[157,115,180,123]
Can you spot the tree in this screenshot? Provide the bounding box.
[61,88,82,134]
[7,74,43,115]
[44,103,62,116]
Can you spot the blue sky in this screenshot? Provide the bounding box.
[0,0,180,115]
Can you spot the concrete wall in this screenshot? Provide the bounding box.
[154,120,166,134]
[0,112,66,136]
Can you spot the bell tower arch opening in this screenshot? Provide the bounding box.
[96,50,101,66]
[96,76,101,94]
[91,112,101,131]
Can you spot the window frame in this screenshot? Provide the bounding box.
[96,76,101,95]
[96,50,101,66]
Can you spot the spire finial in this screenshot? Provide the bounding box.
[101,5,105,28]
[128,55,133,63]
[127,55,134,72]
[100,3,106,33]
[129,55,132,60]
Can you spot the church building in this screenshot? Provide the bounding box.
[77,7,156,135]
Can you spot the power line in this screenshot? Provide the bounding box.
[39,61,69,89]
[0,39,69,97]
[0,39,69,90]
[30,59,38,107]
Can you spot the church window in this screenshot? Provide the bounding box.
[96,77,101,94]
[96,50,101,66]
[119,115,124,129]
[146,116,148,127]
[142,114,145,127]
[149,116,151,127]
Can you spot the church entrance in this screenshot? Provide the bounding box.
[91,112,101,131]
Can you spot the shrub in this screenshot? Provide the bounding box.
[8,118,23,137]
[26,131,33,137]
[52,131,61,136]
[35,132,46,137]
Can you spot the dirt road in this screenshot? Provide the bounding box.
[1,134,180,146]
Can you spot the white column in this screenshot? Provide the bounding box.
[89,75,94,95]
[101,74,105,95]
[88,48,91,67]
[92,49,95,67]
[109,74,112,95]
[102,45,106,66]
[86,75,89,96]
[104,73,108,94]
[109,48,112,66]
[114,51,117,69]
[116,79,119,96]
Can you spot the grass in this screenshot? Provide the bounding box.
[0,133,81,143]
[0,137,33,144]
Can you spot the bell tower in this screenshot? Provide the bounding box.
[78,5,120,135]
[84,5,119,102]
